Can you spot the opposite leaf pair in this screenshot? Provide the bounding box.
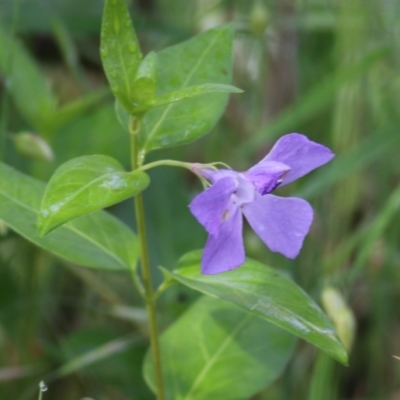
[101,0,240,117]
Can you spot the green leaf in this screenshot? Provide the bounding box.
[133,83,242,113]
[0,24,57,134]
[53,332,141,379]
[52,88,111,132]
[100,0,143,111]
[115,99,130,132]
[144,295,295,400]
[164,250,348,364]
[139,25,234,153]
[0,162,137,270]
[38,155,150,235]
[131,51,159,104]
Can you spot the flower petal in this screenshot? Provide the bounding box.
[243,194,313,258]
[258,133,334,185]
[202,208,245,274]
[189,176,237,236]
[194,167,237,184]
[245,160,290,195]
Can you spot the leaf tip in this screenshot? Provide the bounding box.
[336,347,349,366]
[36,211,53,237]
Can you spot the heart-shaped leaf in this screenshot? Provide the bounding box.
[0,162,137,270]
[163,250,348,364]
[139,25,234,153]
[144,295,295,400]
[38,155,149,235]
[100,0,143,111]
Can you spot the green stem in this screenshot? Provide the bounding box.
[138,159,220,189]
[139,159,194,172]
[134,193,165,400]
[130,117,165,400]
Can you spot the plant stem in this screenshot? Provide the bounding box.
[130,117,165,400]
[139,159,194,172]
[134,193,165,400]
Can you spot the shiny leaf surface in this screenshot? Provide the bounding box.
[115,99,130,132]
[144,295,295,400]
[100,0,142,111]
[133,83,242,113]
[0,162,137,270]
[132,51,159,104]
[164,250,348,364]
[38,155,149,235]
[139,25,234,153]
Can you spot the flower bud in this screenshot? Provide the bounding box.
[250,0,270,37]
[321,286,356,352]
[14,132,54,162]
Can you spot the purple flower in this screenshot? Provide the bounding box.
[189,133,334,274]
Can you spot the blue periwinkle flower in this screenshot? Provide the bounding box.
[189,133,334,274]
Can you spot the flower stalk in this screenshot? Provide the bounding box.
[130,118,165,400]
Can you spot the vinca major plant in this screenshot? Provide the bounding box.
[1,0,348,399]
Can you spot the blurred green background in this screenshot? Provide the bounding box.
[1,0,400,399]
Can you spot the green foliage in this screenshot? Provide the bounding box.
[131,51,159,105]
[0,24,109,136]
[0,162,137,270]
[165,250,347,364]
[37,155,150,235]
[133,83,242,114]
[100,0,143,112]
[0,25,57,134]
[144,295,295,400]
[100,1,238,151]
[2,0,400,398]
[139,25,235,154]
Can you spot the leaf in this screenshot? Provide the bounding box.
[0,24,57,134]
[139,25,234,153]
[38,155,150,235]
[53,103,130,166]
[133,84,242,113]
[131,51,159,104]
[144,295,295,400]
[52,88,111,132]
[164,250,348,364]
[115,99,130,132]
[100,0,143,112]
[53,333,141,379]
[0,162,137,271]
[44,328,152,399]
